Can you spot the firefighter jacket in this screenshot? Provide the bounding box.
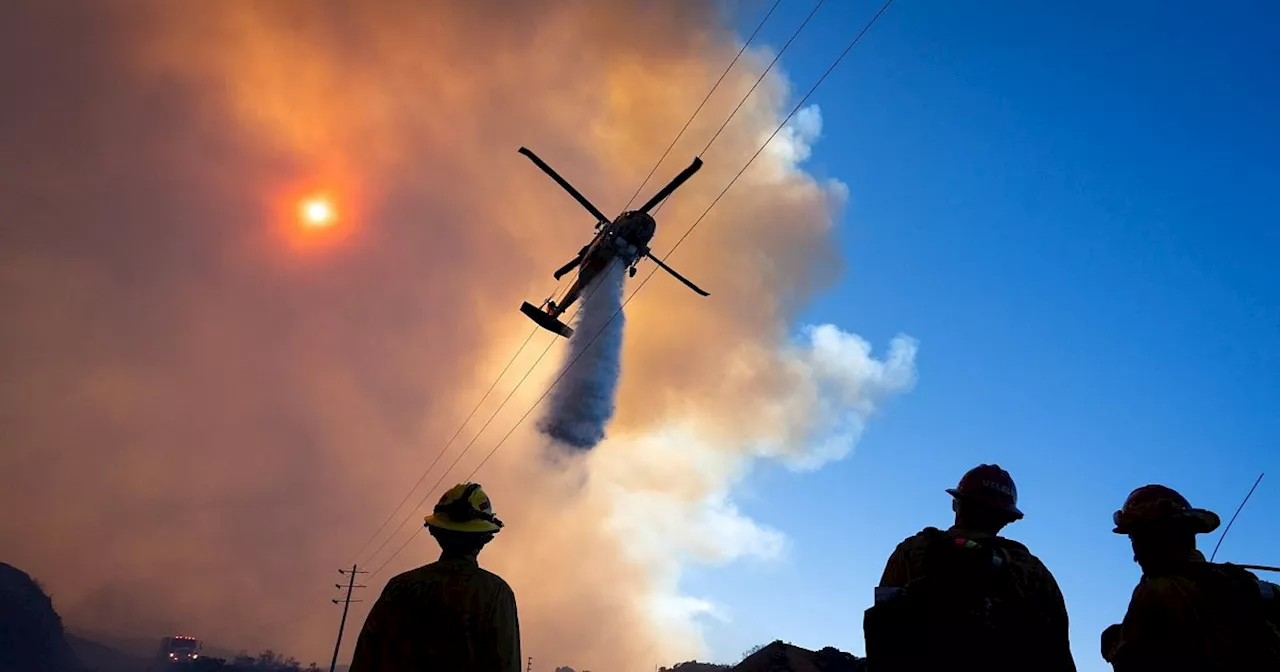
[349,554,521,672]
[876,525,1076,672]
[1104,549,1280,672]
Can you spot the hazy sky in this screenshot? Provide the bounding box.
[688,1,1279,670]
[2,2,1276,672]
[2,1,913,669]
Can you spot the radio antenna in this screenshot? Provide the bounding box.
[1210,472,1264,562]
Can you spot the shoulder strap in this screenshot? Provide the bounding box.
[1210,564,1280,658]
[1193,562,1263,593]
[1217,564,1280,612]
[917,527,956,572]
[1260,579,1279,603]
[920,526,948,541]
[991,536,1029,555]
[1175,562,1280,637]
[916,528,1013,590]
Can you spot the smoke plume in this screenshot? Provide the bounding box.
[537,259,628,450]
[0,2,917,671]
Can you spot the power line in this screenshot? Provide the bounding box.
[622,0,784,212]
[350,1,785,572]
[364,260,619,573]
[462,0,899,493]
[663,0,897,266]
[366,261,622,578]
[419,0,825,503]
[350,261,596,568]
[361,323,560,571]
[348,325,541,566]
[366,0,898,578]
[643,0,825,217]
[700,0,825,156]
[1210,471,1265,562]
[462,0,898,484]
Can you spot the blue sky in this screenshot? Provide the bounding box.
[689,1,1279,668]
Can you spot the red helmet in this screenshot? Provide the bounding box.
[947,464,1024,520]
[1112,484,1219,535]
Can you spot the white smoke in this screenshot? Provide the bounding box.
[585,325,918,645]
[537,259,629,449]
[766,326,920,471]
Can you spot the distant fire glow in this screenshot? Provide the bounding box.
[299,197,335,228]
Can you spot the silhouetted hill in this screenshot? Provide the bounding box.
[732,642,865,672]
[0,562,87,672]
[72,629,249,666]
[660,662,733,672]
[65,634,149,672]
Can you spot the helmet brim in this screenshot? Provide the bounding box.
[1188,508,1220,533]
[947,488,1024,520]
[424,514,503,534]
[1112,508,1220,535]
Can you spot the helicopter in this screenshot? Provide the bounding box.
[517,146,710,338]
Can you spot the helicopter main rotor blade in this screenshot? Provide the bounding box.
[518,147,610,225]
[644,251,709,296]
[637,156,704,214]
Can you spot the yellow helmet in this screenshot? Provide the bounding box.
[424,482,504,533]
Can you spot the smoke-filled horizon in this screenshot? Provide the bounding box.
[0,2,918,670]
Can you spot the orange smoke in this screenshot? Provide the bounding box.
[0,2,916,671]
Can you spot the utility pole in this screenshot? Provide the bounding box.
[329,565,367,672]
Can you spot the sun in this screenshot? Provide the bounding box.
[299,197,336,228]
